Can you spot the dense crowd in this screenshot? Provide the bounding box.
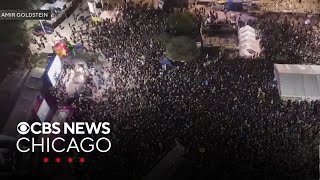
[258,13,320,64]
[48,5,320,180]
[259,0,320,13]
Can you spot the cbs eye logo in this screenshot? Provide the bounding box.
[17,122,30,135]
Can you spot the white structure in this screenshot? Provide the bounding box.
[88,0,98,16]
[40,1,66,11]
[100,10,115,20]
[238,25,260,58]
[52,0,67,10]
[153,0,164,9]
[40,3,52,10]
[274,64,320,101]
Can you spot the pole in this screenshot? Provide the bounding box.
[101,0,104,8]
[39,20,47,35]
[94,2,98,17]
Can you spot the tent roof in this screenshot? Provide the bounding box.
[274,64,320,74]
[238,25,255,34]
[52,1,66,8]
[238,25,260,57]
[40,3,52,10]
[100,11,114,20]
[275,64,320,97]
[239,34,256,42]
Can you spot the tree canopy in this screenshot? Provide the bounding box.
[154,32,172,45]
[0,0,44,79]
[165,36,199,62]
[167,12,198,37]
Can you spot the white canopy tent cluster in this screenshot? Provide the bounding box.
[238,25,261,58]
[274,64,320,101]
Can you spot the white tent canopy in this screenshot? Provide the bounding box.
[40,3,52,10]
[238,25,255,34]
[52,0,66,10]
[274,64,320,101]
[40,1,66,11]
[238,25,260,57]
[100,11,115,20]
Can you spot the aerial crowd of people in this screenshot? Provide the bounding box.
[45,3,320,180]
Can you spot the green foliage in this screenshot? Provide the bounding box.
[25,0,45,10]
[0,22,27,45]
[165,36,200,62]
[25,20,39,31]
[154,32,172,45]
[0,0,45,43]
[0,0,42,44]
[0,0,43,79]
[167,12,198,37]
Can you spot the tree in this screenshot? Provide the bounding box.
[25,0,44,10]
[165,36,200,62]
[154,32,172,45]
[167,12,198,37]
[0,0,42,79]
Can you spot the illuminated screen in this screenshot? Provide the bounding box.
[37,99,50,122]
[47,55,62,86]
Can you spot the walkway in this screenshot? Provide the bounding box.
[29,2,91,54]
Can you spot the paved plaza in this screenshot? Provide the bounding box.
[29,2,91,54]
